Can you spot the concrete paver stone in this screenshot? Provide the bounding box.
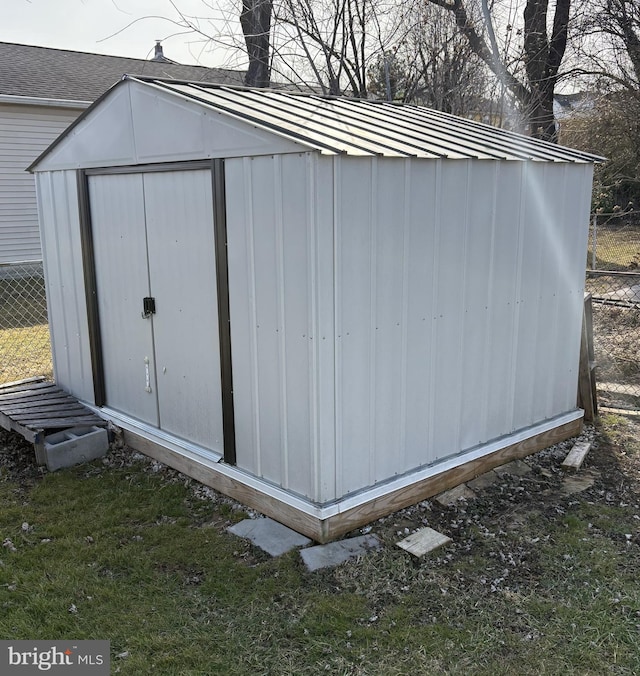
[467,470,500,491]
[228,518,312,557]
[300,534,382,572]
[493,459,532,477]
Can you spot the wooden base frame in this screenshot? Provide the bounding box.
[121,414,583,543]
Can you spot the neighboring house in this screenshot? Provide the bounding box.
[0,41,243,264]
[554,91,596,120]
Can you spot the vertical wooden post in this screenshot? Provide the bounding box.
[577,293,597,421]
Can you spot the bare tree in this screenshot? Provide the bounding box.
[600,0,640,91]
[423,0,573,141]
[561,91,640,210]
[133,0,577,134]
[564,2,640,209]
[576,0,640,95]
[241,0,273,86]
[266,0,405,96]
[367,5,489,118]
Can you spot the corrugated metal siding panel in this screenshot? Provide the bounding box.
[510,162,590,431]
[457,161,498,451]
[35,170,93,402]
[550,163,593,415]
[314,157,336,502]
[226,153,335,502]
[403,161,439,472]
[334,156,588,497]
[0,105,80,262]
[334,157,372,495]
[429,160,470,461]
[482,163,524,438]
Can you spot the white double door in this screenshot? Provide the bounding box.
[88,169,223,453]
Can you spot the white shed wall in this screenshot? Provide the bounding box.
[0,104,80,262]
[333,156,592,497]
[225,153,336,503]
[35,170,94,403]
[34,149,592,507]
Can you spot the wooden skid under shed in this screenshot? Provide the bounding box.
[123,415,583,543]
[0,377,106,451]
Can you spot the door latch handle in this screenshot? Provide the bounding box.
[141,296,156,319]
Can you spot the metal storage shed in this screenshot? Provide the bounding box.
[30,76,600,541]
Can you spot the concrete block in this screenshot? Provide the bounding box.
[228,517,312,556]
[300,534,382,572]
[44,426,109,471]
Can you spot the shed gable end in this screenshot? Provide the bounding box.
[33,80,307,172]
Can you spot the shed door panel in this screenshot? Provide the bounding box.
[88,169,223,454]
[88,173,159,426]
[143,170,223,449]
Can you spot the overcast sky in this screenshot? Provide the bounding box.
[2,0,242,67]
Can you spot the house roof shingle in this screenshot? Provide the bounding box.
[0,41,244,103]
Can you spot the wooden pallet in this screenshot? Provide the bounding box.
[0,376,106,463]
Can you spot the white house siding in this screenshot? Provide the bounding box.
[225,153,336,503]
[0,103,81,263]
[333,156,593,498]
[34,170,94,404]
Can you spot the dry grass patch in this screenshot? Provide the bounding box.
[0,325,52,384]
[588,224,640,271]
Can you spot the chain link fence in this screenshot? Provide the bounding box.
[586,211,640,411]
[587,211,640,273]
[0,261,52,385]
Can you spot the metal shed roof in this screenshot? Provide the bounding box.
[138,76,602,163]
[31,75,604,168]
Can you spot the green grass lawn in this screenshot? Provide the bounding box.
[2,416,640,675]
